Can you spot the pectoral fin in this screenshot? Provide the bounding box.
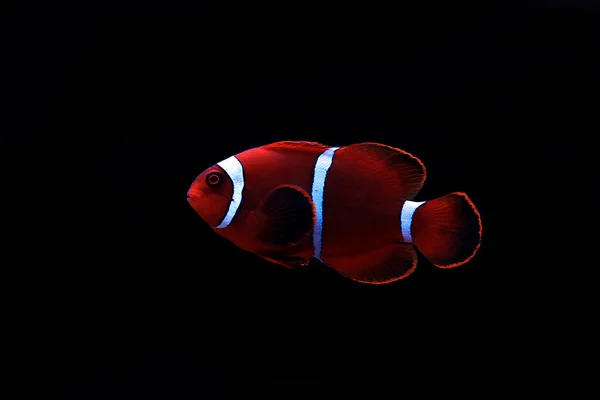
[253,185,315,246]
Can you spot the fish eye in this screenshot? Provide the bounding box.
[206,172,223,187]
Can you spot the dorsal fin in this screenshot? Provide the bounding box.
[264,141,331,154]
[341,142,427,200]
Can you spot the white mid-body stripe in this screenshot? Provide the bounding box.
[400,200,426,243]
[311,147,340,261]
[215,156,245,229]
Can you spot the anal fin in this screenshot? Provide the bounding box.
[327,242,418,284]
[260,254,311,269]
[253,185,315,246]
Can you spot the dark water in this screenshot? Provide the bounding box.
[4,1,598,398]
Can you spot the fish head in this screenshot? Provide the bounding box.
[187,164,234,227]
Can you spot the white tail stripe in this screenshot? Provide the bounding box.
[311,147,340,261]
[215,156,245,229]
[400,200,426,243]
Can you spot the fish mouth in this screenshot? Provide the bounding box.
[187,188,199,199]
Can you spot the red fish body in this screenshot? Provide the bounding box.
[187,141,482,284]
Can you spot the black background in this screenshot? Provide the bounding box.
[4,1,598,398]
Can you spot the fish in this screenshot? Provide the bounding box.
[187,141,482,284]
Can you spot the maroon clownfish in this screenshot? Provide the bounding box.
[187,141,482,284]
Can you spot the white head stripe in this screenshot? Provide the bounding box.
[311,147,340,261]
[215,156,245,229]
[400,200,426,243]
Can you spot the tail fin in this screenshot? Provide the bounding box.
[406,192,482,268]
